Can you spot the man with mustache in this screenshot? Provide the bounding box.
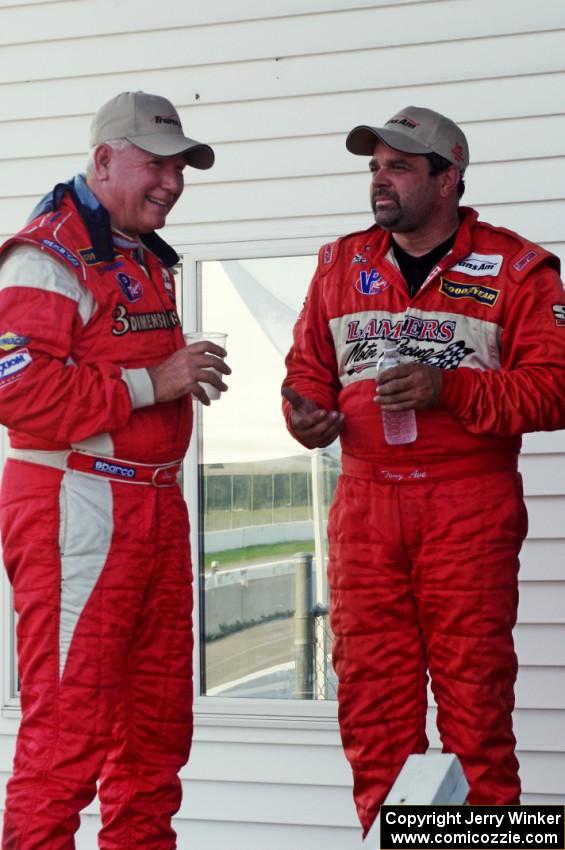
[0,91,229,849]
[282,106,565,835]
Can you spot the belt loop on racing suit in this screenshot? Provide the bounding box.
[7,448,181,487]
[341,452,519,484]
[66,452,181,486]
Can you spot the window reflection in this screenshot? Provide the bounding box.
[198,257,339,699]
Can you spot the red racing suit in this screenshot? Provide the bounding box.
[282,207,565,833]
[0,180,193,850]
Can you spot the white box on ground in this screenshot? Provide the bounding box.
[364,753,469,846]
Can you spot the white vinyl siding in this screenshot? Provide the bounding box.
[0,1,564,847]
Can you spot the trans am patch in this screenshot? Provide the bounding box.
[449,252,503,278]
[439,278,500,307]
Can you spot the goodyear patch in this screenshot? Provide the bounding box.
[0,331,30,351]
[439,278,500,307]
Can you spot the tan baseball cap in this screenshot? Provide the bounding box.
[90,91,215,169]
[346,106,469,173]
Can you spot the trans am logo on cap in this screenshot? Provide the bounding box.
[355,269,389,296]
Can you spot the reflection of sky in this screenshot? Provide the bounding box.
[200,256,317,464]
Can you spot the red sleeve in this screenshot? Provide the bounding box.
[440,264,565,435]
[281,257,341,444]
[0,281,134,444]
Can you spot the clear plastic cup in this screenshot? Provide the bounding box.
[184,331,227,401]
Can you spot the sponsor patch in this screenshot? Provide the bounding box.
[352,253,367,265]
[439,278,500,307]
[0,331,30,351]
[355,269,390,296]
[0,347,32,389]
[513,250,538,272]
[386,115,419,130]
[154,114,181,127]
[92,459,136,479]
[117,272,144,303]
[162,268,176,302]
[322,243,333,264]
[42,239,80,269]
[112,304,181,336]
[449,253,503,278]
[552,305,565,327]
[78,247,99,265]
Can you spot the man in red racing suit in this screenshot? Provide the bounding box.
[0,92,230,849]
[282,106,565,835]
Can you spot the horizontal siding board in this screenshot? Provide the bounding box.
[1,31,564,118]
[523,431,565,454]
[427,708,565,753]
[514,624,565,664]
[0,0,417,42]
[2,0,565,76]
[163,818,363,850]
[0,0,565,47]
[520,455,565,494]
[2,121,565,195]
[0,137,565,207]
[517,582,565,624]
[519,539,565,580]
[183,740,351,786]
[177,779,358,827]
[3,72,565,140]
[517,751,565,795]
[523,497,565,539]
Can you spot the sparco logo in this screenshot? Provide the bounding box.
[41,239,81,268]
[93,460,136,479]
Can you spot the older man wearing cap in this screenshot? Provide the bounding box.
[0,91,229,849]
[282,106,565,833]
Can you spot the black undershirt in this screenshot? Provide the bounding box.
[392,233,456,297]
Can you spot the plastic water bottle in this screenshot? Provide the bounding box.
[376,340,417,445]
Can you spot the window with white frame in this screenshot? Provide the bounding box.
[190,253,340,702]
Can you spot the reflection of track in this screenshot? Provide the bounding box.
[205,618,293,689]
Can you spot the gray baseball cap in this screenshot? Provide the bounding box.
[90,91,215,169]
[346,106,469,173]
